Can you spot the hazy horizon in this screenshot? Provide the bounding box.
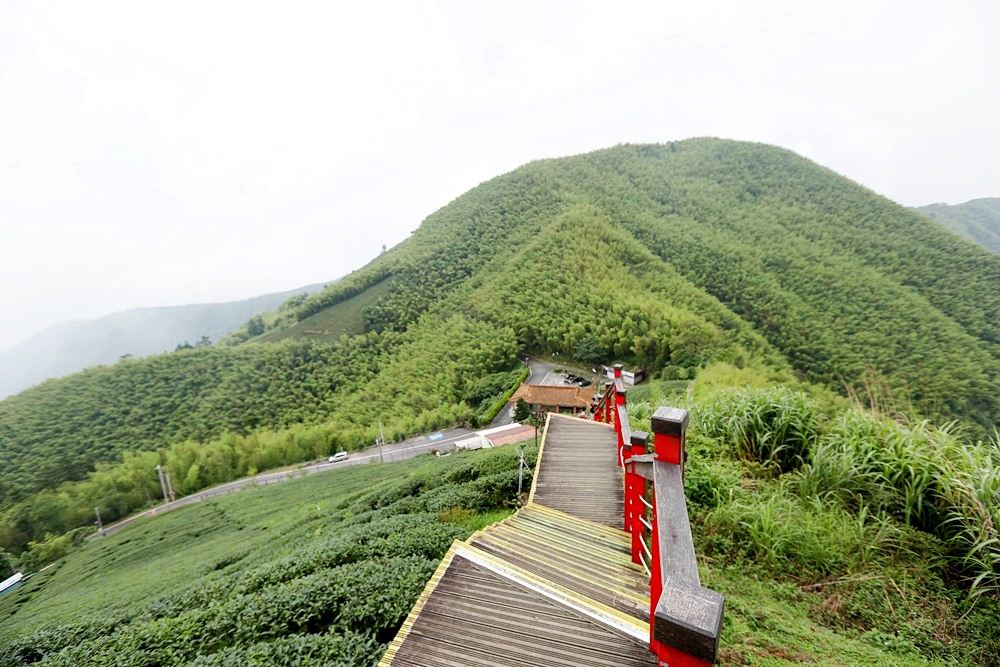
[2,0,998,351]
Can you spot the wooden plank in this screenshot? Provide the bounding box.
[382,414,661,667]
[651,461,699,586]
[387,554,656,667]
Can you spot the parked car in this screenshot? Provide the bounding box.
[575,379,592,387]
[328,452,349,463]
[565,373,580,382]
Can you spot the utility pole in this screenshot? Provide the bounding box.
[94,507,104,536]
[164,469,176,501]
[378,421,386,463]
[154,464,169,505]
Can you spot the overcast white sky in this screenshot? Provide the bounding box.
[1,0,998,352]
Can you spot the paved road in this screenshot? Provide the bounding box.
[94,355,579,538]
[93,426,474,539]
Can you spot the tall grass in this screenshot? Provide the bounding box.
[704,487,916,577]
[695,386,822,472]
[798,410,999,597]
[690,387,999,598]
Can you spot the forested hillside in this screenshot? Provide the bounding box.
[2,139,999,554]
[916,197,1000,254]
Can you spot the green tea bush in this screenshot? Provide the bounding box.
[0,447,532,667]
[186,630,381,667]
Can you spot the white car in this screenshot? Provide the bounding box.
[328,452,349,463]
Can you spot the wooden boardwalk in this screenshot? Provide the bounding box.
[380,413,655,667]
[528,414,624,528]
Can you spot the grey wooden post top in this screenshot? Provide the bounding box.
[629,431,649,449]
[650,407,689,437]
[653,575,724,664]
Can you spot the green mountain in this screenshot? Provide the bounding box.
[2,139,999,666]
[916,198,1000,253]
[0,283,330,399]
[2,139,999,550]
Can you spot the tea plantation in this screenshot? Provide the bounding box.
[0,445,531,666]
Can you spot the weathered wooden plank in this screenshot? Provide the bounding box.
[651,460,699,586]
[387,553,656,666]
[530,414,623,528]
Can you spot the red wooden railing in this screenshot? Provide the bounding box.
[593,364,724,666]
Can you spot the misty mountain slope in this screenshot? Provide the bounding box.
[0,283,329,399]
[916,197,1000,254]
[2,139,999,546]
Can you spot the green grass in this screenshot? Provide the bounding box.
[691,391,998,665]
[1,464,381,632]
[627,378,691,404]
[707,565,950,666]
[626,387,1000,665]
[260,278,393,343]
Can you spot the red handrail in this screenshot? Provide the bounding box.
[606,371,723,666]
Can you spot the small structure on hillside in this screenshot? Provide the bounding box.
[603,365,646,386]
[0,572,24,598]
[456,424,540,451]
[454,434,492,451]
[509,384,592,416]
[478,423,535,446]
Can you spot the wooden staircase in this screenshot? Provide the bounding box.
[381,372,723,666]
[380,413,655,666]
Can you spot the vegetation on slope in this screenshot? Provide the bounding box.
[2,138,998,561]
[0,445,534,666]
[540,142,1000,429]
[628,385,999,665]
[917,197,1000,254]
[3,390,997,666]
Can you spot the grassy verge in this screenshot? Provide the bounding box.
[628,387,1000,666]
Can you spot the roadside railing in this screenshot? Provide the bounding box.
[593,365,724,666]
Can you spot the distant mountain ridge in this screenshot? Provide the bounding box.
[916,197,1000,253]
[0,282,329,399]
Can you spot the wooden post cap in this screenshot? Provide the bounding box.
[630,431,649,448]
[654,575,724,664]
[651,407,689,437]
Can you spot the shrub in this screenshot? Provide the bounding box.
[798,410,1000,597]
[696,387,822,472]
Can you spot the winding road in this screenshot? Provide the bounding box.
[94,356,565,539]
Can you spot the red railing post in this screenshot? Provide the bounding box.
[613,365,627,466]
[649,407,719,666]
[648,485,663,654]
[652,407,688,466]
[625,432,648,563]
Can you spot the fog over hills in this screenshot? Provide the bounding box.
[0,282,329,399]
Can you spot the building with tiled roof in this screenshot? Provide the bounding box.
[510,383,592,415]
